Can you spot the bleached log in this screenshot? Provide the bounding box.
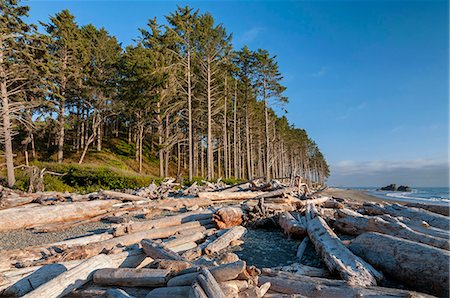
[22,254,113,298]
[306,212,382,286]
[263,265,328,278]
[115,210,212,235]
[141,239,184,261]
[334,209,449,250]
[35,221,202,265]
[296,196,329,207]
[349,232,450,297]
[1,263,76,297]
[363,203,449,230]
[197,268,226,298]
[145,286,191,298]
[259,274,434,298]
[67,285,148,298]
[296,237,309,261]
[170,242,198,253]
[167,261,246,286]
[164,232,205,249]
[278,212,306,237]
[93,268,170,287]
[204,226,246,255]
[198,191,265,201]
[257,186,297,198]
[213,207,243,229]
[405,202,449,216]
[190,282,208,298]
[102,190,148,201]
[149,259,192,272]
[0,200,120,232]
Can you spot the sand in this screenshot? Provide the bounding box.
[321,187,405,205]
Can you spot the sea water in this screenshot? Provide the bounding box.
[347,187,450,206]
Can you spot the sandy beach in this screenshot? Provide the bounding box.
[321,187,405,205]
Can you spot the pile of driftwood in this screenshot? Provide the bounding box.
[0,178,448,297]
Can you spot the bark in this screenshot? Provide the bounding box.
[204,226,246,255]
[306,213,382,286]
[207,59,214,180]
[259,273,434,298]
[349,232,450,297]
[0,200,120,232]
[93,268,170,287]
[22,254,113,298]
[334,209,449,250]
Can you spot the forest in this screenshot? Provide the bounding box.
[0,0,329,191]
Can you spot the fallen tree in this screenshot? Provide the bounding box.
[259,271,434,298]
[306,205,382,286]
[0,200,120,232]
[333,208,449,250]
[349,232,450,297]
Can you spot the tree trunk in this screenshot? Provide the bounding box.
[204,226,246,255]
[0,49,15,187]
[233,81,238,178]
[207,59,213,180]
[157,101,164,177]
[187,50,193,182]
[349,232,450,297]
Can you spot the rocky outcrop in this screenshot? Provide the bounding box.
[379,184,411,192]
[380,184,396,191]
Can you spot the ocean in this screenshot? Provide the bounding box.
[346,187,450,206]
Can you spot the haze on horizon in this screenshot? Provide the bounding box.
[26,0,449,187]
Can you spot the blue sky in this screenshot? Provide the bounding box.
[26,0,449,187]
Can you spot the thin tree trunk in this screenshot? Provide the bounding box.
[223,77,228,179]
[157,101,163,178]
[165,113,170,177]
[264,79,270,182]
[57,53,68,163]
[233,81,237,178]
[0,50,15,187]
[207,59,213,180]
[96,120,102,151]
[187,50,193,182]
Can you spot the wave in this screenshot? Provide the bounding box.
[385,192,450,202]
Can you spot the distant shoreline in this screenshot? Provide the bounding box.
[322,187,408,205]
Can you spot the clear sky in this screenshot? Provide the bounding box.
[26,0,449,187]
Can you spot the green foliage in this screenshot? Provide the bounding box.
[30,163,155,193]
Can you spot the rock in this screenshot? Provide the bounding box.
[380,184,397,191]
[397,185,411,192]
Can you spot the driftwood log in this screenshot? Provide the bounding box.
[278,212,306,237]
[363,203,450,230]
[197,268,226,298]
[213,207,243,229]
[259,271,434,298]
[334,209,449,250]
[93,268,170,287]
[0,200,120,232]
[349,232,450,297]
[204,226,246,255]
[145,286,191,298]
[22,254,113,298]
[306,207,382,286]
[405,202,450,216]
[141,239,184,261]
[167,261,246,286]
[198,191,265,201]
